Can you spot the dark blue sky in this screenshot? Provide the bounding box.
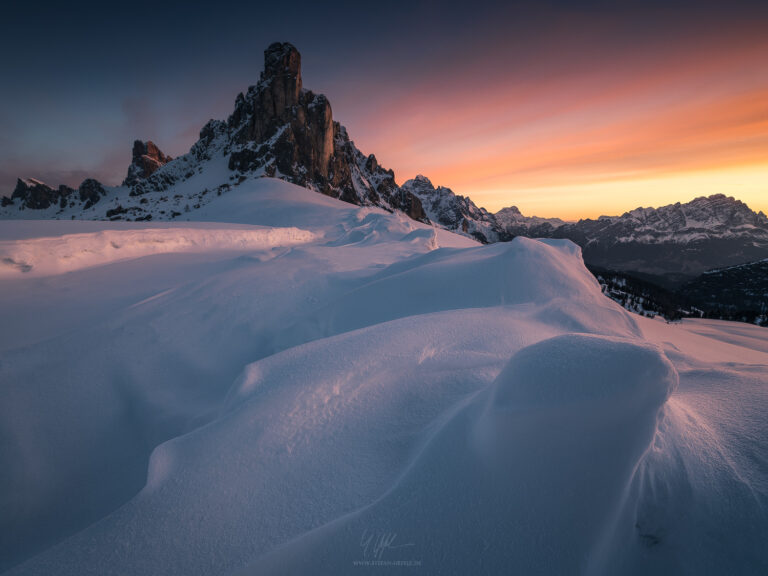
[2,0,767,216]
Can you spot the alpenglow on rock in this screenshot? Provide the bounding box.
[221,42,426,219]
[0,42,429,225]
[123,140,173,186]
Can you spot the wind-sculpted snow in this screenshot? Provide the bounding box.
[493,333,677,407]
[272,237,642,348]
[252,334,678,575]
[0,225,318,277]
[1,178,767,575]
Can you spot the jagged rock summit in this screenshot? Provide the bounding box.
[1,42,427,223]
[7,177,107,211]
[401,175,508,243]
[123,140,172,186]
[222,42,426,219]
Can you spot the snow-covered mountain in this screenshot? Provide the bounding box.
[0,42,427,224]
[550,194,768,245]
[402,184,768,279]
[545,195,768,281]
[400,175,509,242]
[494,204,567,235]
[2,39,767,576]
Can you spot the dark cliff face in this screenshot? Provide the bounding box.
[7,178,105,211]
[78,179,107,209]
[224,42,427,221]
[123,140,172,186]
[10,179,68,210]
[1,42,428,225]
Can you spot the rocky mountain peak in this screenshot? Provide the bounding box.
[0,42,425,227]
[258,42,303,120]
[618,194,766,231]
[123,140,172,186]
[10,178,58,210]
[215,42,427,219]
[403,175,437,195]
[684,194,766,225]
[262,42,302,86]
[496,206,523,216]
[4,176,107,212]
[402,176,505,243]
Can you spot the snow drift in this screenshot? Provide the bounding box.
[0,225,318,277]
[1,177,766,575]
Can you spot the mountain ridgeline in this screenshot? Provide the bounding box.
[2,43,428,224]
[2,42,767,322]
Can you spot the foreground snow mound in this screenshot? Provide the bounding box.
[2,181,767,575]
[277,236,641,345]
[0,226,318,277]
[494,333,677,407]
[250,334,677,575]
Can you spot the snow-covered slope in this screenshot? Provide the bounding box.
[0,225,318,277]
[1,177,766,575]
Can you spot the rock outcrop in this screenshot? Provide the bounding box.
[123,140,172,186]
[200,43,420,221]
[5,179,75,210]
[78,178,107,209]
[9,179,69,210]
[2,177,109,212]
[221,42,426,219]
[1,42,429,226]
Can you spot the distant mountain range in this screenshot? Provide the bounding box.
[398,176,768,284]
[2,41,766,322]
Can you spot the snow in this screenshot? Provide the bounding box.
[20,178,47,188]
[0,225,319,277]
[1,177,767,575]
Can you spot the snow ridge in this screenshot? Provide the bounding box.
[0,225,318,277]
[1,178,767,575]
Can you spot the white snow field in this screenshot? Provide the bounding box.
[1,177,766,575]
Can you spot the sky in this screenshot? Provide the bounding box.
[1,0,767,219]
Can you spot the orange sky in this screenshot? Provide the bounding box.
[4,3,766,221]
[335,16,768,220]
